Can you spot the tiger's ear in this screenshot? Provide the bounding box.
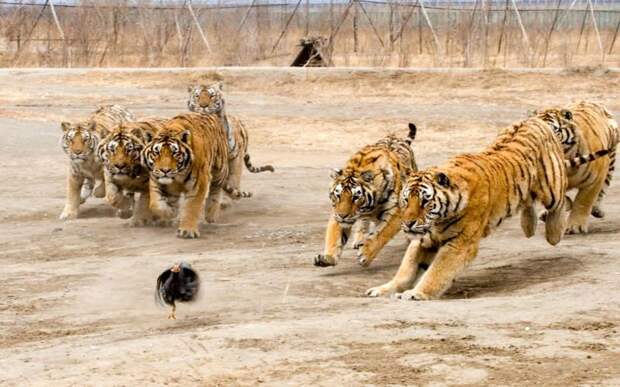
[87,121,97,131]
[527,109,538,117]
[561,109,573,120]
[61,122,71,132]
[408,123,417,140]
[435,172,450,187]
[216,82,223,91]
[187,86,193,93]
[143,131,154,143]
[330,168,342,179]
[129,127,146,142]
[361,171,374,182]
[179,130,191,144]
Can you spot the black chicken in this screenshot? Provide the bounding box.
[155,262,200,320]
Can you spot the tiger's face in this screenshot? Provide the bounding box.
[142,129,192,185]
[530,108,578,151]
[61,121,98,163]
[329,168,386,224]
[187,83,223,114]
[97,126,145,181]
[399,170,465,235]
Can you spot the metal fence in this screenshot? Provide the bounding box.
[0,0,618,67]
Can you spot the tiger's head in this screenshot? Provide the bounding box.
[529,107,578,151]
[399,170,467,235]
[61,121,99,163]
[142,128,193,185]
[329,158,394,224]
[187,82,224,114]
[97,124,148,181]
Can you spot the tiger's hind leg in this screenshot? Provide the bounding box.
[314,217,352,267]
[567,175,606,234]
[591,148,615,218]
[205,185,223,224]
[222,151,248,209]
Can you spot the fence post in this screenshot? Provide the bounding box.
[187,0,211,54]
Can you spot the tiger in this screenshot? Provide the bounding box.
[141,112,229,239]
[365,117,570,300]
[531,100,619,234]
[59,104,135,220]
[314,123,418,268]
[187,83,274,203]
[97,118,167,226]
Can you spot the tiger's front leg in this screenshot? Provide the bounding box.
[60,170,84,220]
[148,179,178,220]
[356,209,402,267]
[131,191,155,227]
[314,216,352,267]
[104,173,132,211]
[177,174,209,239]
[366,239,437,297]
[80,177,94,204]
[352,219,371,249]
[93,178,106,198]
[396,234,480,300]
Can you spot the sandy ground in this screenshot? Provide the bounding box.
[0,67,619,386]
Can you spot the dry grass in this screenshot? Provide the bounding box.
[0,1,619,68]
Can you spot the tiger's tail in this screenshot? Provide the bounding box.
[223,184,253,199]
[244,154,274,173]
[564,149,610,168]
[405,123,417,145]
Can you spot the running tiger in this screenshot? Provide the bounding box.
[187,83,274,202]
[314,124,418,268]
[531,100,619,233]
[59,105,135,220]
[366,117,569,300]
[141,112,229,239]
[97,117,167,226]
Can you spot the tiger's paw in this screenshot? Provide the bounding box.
[395,289,430,301]
[356,253,372,267]
[129,217,152,227]
[591,206,605,219]
[117,209,133,219]
[352,239,365,250]
[205,214,218,224]
[59,209,78,221]
[177,227,200,239]
[566,223,588,235]
[365,282,396,298]
[152,202,177,219]
[357,243,377,267]
[314,254,336,267]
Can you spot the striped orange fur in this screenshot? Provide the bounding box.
[366,117,568,300]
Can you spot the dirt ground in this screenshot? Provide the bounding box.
[1,67,619,386]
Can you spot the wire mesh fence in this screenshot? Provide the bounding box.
[0,0,619,68]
